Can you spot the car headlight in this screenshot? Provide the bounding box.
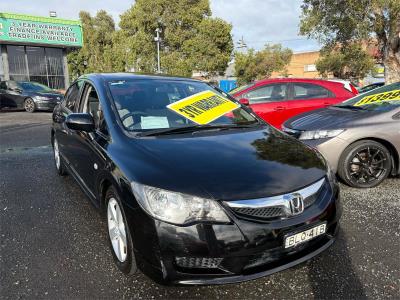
[34,96,50,101]
[131,182,230,225]
[299,129,344,140]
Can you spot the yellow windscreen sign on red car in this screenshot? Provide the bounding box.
[167,91,240,125]
[354,89,400,106]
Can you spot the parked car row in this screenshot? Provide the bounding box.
[4,74,398,286]
[0,80,64,112]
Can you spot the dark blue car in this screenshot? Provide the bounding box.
[0,80,64,112]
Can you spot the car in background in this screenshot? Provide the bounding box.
[51,73,340,285]
[0,80,64,112]
[283,82,400,188]
[231,78,358,129]
[357,82,385,94]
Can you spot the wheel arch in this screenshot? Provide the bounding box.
[98,174,136,213]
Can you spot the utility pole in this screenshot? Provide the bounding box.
[154,28,162,73]
[236,36,248,51]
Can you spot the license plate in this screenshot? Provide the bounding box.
[284,223,326,248]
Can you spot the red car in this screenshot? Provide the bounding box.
[231,78,358,129]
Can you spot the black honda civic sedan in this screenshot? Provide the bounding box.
[51,73,340,285]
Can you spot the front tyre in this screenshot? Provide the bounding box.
[338,140,391,188]
[106,187,138,275]
[53,137,67,176]
[24,98,36,113]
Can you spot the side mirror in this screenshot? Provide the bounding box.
[66,113,95,132]
[239,98,250,106]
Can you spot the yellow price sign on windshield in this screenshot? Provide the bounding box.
[354,89,400,106]
[167,91,240,125]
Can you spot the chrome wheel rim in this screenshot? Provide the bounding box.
[25,99,34,112]
[54,139,60,170]
[348,146,387,184]
[107,198,128,262]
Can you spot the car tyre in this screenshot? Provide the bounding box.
[24,98,36,113]
[105,187,138,275]
[52,137,67,176]
[338,140,391,188]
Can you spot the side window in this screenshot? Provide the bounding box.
[81,83,108,135]
[63,81,83,111]
[291,83,332,100]
[0,81,7,90]
[243,84,287,104]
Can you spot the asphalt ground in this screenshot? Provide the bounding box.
[0,111,399,299]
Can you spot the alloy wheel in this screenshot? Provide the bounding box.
[24,99,35,113]
[107,198,128,262]
[348,146,387,185]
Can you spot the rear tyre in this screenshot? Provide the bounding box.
[105,187,138,275]
[338,140,391,188]
[24,98,36,113]
[52,137,67,176]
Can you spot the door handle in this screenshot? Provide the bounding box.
[324,102,330,106]
[274,106,285,111]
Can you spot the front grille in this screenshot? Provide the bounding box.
[233,206,284,218]
[225,178,328,221]
[175,257,223,269]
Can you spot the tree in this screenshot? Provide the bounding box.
[68,10,116,78]
[300,0,400,83]
[234,44,293,85]
[316,44,375,79]
[117,0,233,77]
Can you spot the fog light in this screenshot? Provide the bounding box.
[175,257,223,269]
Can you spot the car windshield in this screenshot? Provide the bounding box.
[19,82,53,92]
[107,79,260,132]
[335,82,400,111]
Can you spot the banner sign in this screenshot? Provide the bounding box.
[355,89,400,106]
[0,13,83,47]
[167,90,240,125]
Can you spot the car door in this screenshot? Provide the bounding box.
[0,81,24,108]
[54,80,84,169]
[70,82,110,200]
[241,83,289,128]
[7,81,26,108]
[287,82,336,118]
[0,81,11,108]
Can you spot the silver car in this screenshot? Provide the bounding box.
[283,82,400,188]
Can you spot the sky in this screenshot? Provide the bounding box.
[0,0,321,52]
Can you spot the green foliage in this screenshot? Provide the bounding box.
[116,0,233,77]
[67,10,116,79]
[234,44,293,85]
[300,0,400,82]
[68,1,233,78]
[316,44,375,79]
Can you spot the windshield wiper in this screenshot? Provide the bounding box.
[138,123,259,137]
[333,105,365,110]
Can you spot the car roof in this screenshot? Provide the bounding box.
[253,78,342,85]
[79,73,202,83]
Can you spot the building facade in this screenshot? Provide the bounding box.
[0,12,83,89]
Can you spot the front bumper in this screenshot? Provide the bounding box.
[124,179,341,285]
